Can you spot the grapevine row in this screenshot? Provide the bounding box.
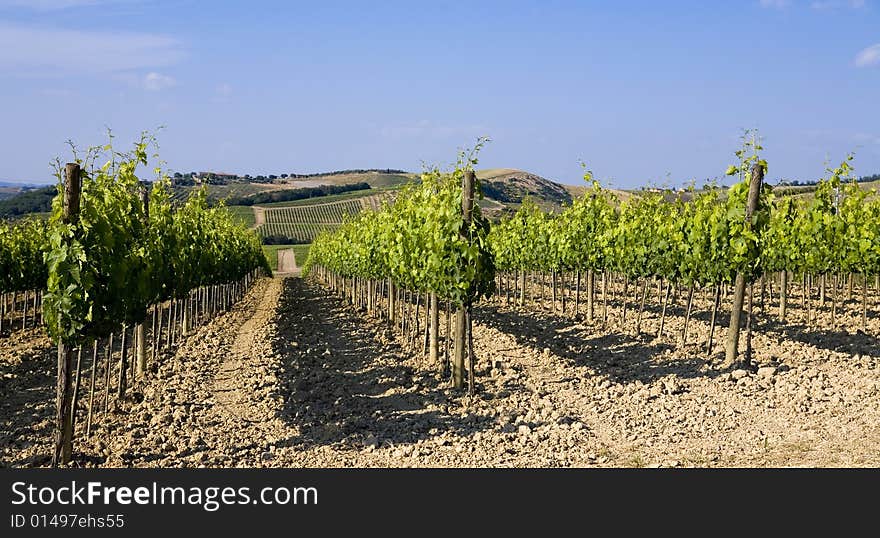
[19,133,271,465]
[305,142,495,390]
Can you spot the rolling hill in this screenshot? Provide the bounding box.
[240,168,580,243]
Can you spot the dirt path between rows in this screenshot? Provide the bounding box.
[211,277,283,427]
[275,249,298,274]
[253,206,265,226]
[3,276,879,468]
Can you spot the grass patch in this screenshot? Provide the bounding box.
[292,244,311,266]
[261,244,287,271]
[261,243,311,272]
[223,205,256,227]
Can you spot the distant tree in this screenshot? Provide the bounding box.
[0,185,57,217]
[261,235,309,245]
[224,182,371,206]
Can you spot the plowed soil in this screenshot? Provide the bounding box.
[2,276,879,468]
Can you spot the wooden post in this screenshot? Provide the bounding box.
[779,271,787,321]
[53,162,80,467]
[429,292,439,368]
[85,340,99,437]
[117,325,128,399]
[453,170,475,390]
[136,186,149,378]
[388,279,396,324]
[724,163,763,367]
[70,347,83,436]
[657,280,671,338]
[635,278,648,335]
[681,284,695,346]
[586,269,594,322]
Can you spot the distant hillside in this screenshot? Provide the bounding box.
[173,169,415,204]
[478,168,572,206]
[224,182,371,206]
[0,181,50,201]
[229,167,581,242]
[0,185,56,218]
[0,186,21,201]
[0,167,586,225]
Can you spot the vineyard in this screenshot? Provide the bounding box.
[305,137,879,377]
[255,195,388,242]
[1,135,269,466]
[2,134,880,469]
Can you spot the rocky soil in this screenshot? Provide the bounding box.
[2,276,879,468]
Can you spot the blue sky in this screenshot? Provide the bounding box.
[1,0,878,187]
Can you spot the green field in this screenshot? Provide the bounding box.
[223,205,256,227]
[261,243,311,272]
[291,244,310,266]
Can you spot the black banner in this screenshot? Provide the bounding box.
[1,468,876,533]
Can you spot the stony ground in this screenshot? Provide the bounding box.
[2,276,879,468]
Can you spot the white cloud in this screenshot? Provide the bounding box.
[0,22,183,74]
[855,43,880,67]
[143,71,175,91]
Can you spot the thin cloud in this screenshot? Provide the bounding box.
[211,82,232,103]
[0,22,183,74]
[0,0,133,10]
[39,88,73,97]
[811,0,866,9]
[759,0,791,8]
[143,72,176,91]
[377,120,488,140]
[763,0,866,7]
[855,43,880,67]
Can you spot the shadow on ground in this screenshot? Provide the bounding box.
[474,303,725,386]
[0,334,55,467]
[272,278,495,450]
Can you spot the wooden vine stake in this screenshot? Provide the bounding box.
[135,186,150,378]
[429,292,440,369]
[724,162,763,368]
[453,170,475,390]
[53,162,80,467]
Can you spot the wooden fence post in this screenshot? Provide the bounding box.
[724,163,764,368]
[429,292,439,369]
[453,170,475,390]
[135,186,149,378]
[53,162,80,467]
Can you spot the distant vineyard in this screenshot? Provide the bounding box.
[255,195,387,242]
[260,223,338,243]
